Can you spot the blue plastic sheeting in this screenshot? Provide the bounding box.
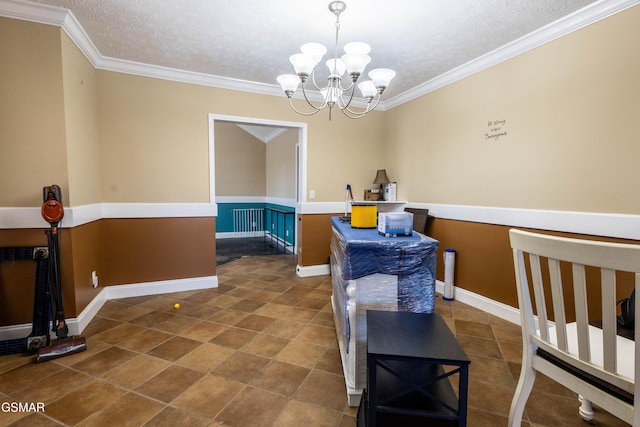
[330,216,439,345]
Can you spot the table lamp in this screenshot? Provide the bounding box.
[373,169,390,201]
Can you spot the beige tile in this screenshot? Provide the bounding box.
[273,399,342,427]
[176,342,235,372]
[155,314,202,334]
[92,322,147,344]
[95,301,152,322]
[208,294,242,309]
[250,360,310,397]
[263,319,306,339]
[146,336,201,361]
[215,386,289,427]
[296,324,338,348]
[135,364,204,403]
[315,347,344,376]
[455,334,503,359]
[297,296,329,311]
[212,351,271,383]
[172,374,245,419]
[102,354,170,388]
[468,353,515,387]
[294,370,347,411]
[455,318,495,339]
[69,346,138,377]
[209,326,258,349]
[0,359,64,394]
[144,406,210,427]
[467,378,515,417]
[230,299,266,313]
[276,340,328,369]
[115,328,173,353]
[179,320,228,341]
[208,309,249,325]
[234,313,277,332]
[44,380,126,425]
[77,392,164,427]
[11,367,92,404]
[241,333,290,357]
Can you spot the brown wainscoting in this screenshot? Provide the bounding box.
[428,219,518,307]
[101,217,216,287]
[296,213,335,267]
[429,219,640,314]
[0,217,216,326]
[297,214,640,315]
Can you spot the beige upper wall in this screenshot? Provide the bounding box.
[385,5,640,214]
[0,18,68,207]
[266,129,297,200]
[95,69,387,204]
[61,31,102,207]
[215,122,266,197]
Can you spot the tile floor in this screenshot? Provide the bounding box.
[0,254,631,426]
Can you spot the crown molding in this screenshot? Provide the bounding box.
[1,0,638,110]
[381,0,640,110]
[0,0,66,25]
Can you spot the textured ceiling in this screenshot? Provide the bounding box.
[22,0,603,102]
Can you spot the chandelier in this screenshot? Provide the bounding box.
[277,1,395,120]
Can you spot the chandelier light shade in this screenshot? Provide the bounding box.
[277,1,396,120]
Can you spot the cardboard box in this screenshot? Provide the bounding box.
[364,189,381,201]
[378,212,413,237]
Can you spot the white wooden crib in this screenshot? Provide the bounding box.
[508,229,639,426]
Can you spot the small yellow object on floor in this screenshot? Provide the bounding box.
[173,303,180,309]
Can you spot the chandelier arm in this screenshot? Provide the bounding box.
[335,83,356,110]
[286,97,323,117]
[308,70,325,92]
[340,94,383,119]
[301,83,330,111]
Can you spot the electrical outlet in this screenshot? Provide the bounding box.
[91,271,99,288]
[309,189,316,199]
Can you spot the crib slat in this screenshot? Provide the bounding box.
[572,263,590,362]
[529,254,549,342]
[548,258,568,351]
[601,268,617,373]
[514,250,537,341]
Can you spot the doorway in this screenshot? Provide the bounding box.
[208,114,307,265]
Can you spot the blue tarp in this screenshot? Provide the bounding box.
[330,216,439,345]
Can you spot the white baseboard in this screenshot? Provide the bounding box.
[435,280,521,325]
[0,275,218,341]
[296,263,331,277]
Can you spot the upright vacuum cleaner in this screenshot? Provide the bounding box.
[35,185,87,363]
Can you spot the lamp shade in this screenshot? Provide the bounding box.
[277,74,300,93]
[358,80,377,99]
[373,169,390,185]
[369,68,396,89]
